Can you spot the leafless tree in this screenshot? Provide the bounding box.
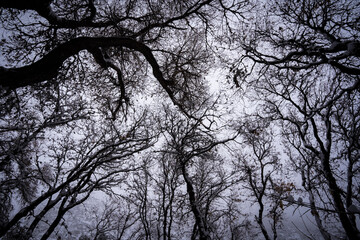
[158,104,239,240]
[234,116,287,240]
[0,0,247,114]
[77,199,139,240]
[230,1,360,238]
[0,109,155,239]
[0,1,248,239]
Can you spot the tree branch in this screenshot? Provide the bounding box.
[0,0,113,28]
[0,37,174,94]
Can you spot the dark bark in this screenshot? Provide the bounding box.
[248,168,271,240]
[26,194,63,237]
[309,115,360,239]
[181,164,210,240]
[0,37,173,95]
[40,196,69,240]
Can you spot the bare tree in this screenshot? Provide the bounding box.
[158,104,238,240]
[5,0,359,239]
[230,0,360,238]
[0,1,248,239]
[235,117,286,240]
[0,0,247,112]
[0,109,155,239]
[152,151,184,240]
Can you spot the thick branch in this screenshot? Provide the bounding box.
[0,37,173,94]
[181,164,210,240]
[245,40,360,75]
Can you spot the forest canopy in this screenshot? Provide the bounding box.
[0,0,359,239]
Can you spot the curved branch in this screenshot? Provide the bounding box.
[329,61,360,75]
[0,37,174,94]
[244,40,360,75]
